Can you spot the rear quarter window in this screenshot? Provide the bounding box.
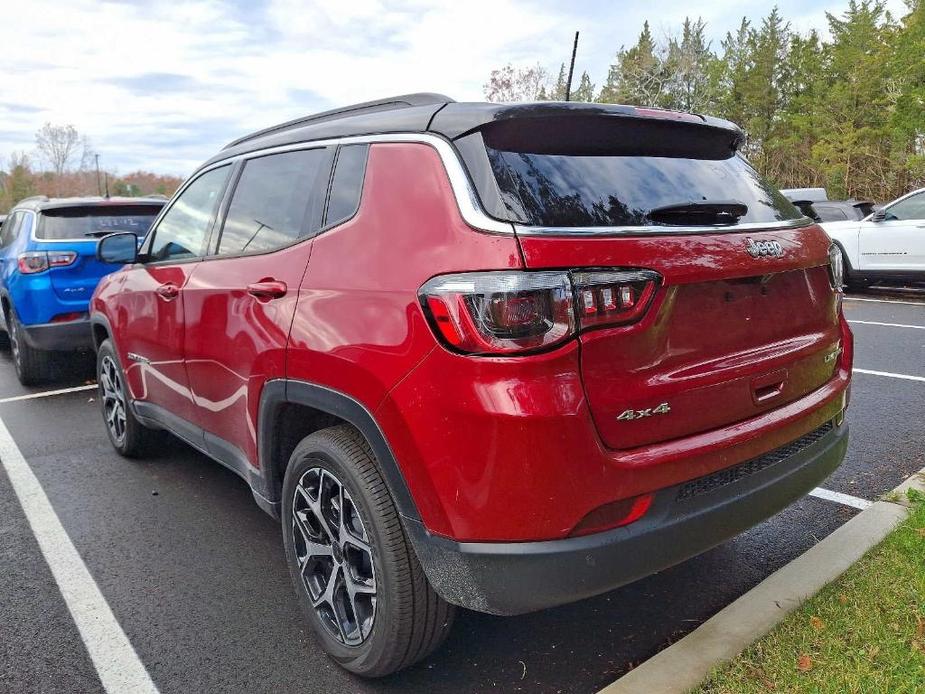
[324,144,368,228]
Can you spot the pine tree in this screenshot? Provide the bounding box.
[664,17,718,112]
[598,21,665,105]
[553,63,568,100]
[572,71,595,102]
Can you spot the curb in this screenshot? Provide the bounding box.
[599,469,925,694]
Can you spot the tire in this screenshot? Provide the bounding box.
[96,339,162,457]
[281,424,455,677]
[7,307,52,385]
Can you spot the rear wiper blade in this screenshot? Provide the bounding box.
[647,200,748,226]
[84,230,135,238]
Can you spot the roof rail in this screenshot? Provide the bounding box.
[18,195,50,204]
[223,93,454,150]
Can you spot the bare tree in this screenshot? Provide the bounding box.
[484,63,550,102]
[35,123,82,175]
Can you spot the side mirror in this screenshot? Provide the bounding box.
[97,232,138,264]
[869,209,887,222]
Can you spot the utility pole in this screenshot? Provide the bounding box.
[564,31,579,102]
[94,154,102,196]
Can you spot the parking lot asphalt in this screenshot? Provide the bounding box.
[0,289,922,694]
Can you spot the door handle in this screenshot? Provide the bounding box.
[155,283,180,301]
[246,279,287,300]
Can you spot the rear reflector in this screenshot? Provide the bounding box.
[569,493,654,537]
[50,312,87,324]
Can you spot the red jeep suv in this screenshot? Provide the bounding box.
[92,94,852,676]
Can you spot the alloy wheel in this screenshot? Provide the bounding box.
[292,466,377,646]
[99,355,127,443]
[9,319,20,365]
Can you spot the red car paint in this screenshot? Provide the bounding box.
[92,140,852,544]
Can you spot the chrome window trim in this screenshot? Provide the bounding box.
[514,217,815,237]
[203,133,514,235]
[174,133,816,239]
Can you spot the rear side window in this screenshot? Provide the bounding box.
[37,205,162,240]
[325,144,368,228]
[218,148,330,256]
[487,149,801,227]
[0,212,23,248]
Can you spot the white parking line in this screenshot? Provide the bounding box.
[0,384,96,403]
[809,487,873,510]
[844,297,925,306]
[0,416,158,693]
[848,319,925,330]
[854,368,925,383]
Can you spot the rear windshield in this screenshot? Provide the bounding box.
[38,205,163,240]
[486,149,802,228]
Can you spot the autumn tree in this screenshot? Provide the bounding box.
[35,123,87,175]
[483,63,551,102]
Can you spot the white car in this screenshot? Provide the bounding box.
[822,187,925,286]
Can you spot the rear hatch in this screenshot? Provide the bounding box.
[452,108,841,450]
[37,204,162,303]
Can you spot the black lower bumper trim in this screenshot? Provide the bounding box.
[406,419,849,615]
[21,319,93,351]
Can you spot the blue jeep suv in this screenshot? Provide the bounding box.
[0,196,165,384]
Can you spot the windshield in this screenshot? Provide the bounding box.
[38,205,163,240]
[486,149,802,228]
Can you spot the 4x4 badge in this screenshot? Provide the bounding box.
[617,402,671,421]
[746,237,784,258]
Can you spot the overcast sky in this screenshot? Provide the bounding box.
[2,0,908,178]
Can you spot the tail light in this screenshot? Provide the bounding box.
[420,271,575,355]
[572,270,660,330]
[420,269,660,355]
[17,251,77,274]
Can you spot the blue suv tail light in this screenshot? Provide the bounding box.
[17,251,77,274]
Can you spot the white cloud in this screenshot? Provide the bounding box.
[0,0,912,177]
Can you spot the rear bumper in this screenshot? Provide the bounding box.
[21,319,93,351]
[407,418,848,615]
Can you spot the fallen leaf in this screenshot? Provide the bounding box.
[810,616,824,631]
[797,654,813,672]
[837,594,849,605]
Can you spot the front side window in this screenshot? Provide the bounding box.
[149,166,230,262]
[38,205,162,240]
[217,148,330,256]
[883,192,925,222]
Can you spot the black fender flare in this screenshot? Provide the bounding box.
[258,379,420,523]
[89,312,115,351]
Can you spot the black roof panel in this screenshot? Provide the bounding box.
[201,95,746,170]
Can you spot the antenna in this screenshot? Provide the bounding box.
[104,173,110,199]
[564,31,579,102]
[95,153,102,196]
